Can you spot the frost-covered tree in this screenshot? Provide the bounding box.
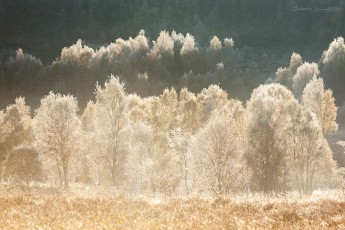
[180,33,198,56]
[93,75,130,187]
[126,94,151,123]
[180,33,200,72]
[197,84,229,123]
[207,36,223,69]
[152,30,174,57]
[292,62,320,99]
[302,77,338,135]
[177,88,200,133]
[81,101,97,132]
[145,88,181,194]
[51,39,95,96]
[169,128,192,194]
[110,30,150,83]
[2,145,43,188]
[0,49,46,106]
[189,117,250,196]
[246,84,297,193]
[53,39,95,67]
[211,98,246,144]
[0,97,32,181]
[33,92,81,189]
[150,88,178,134]
[224,38,234,48]
[81,101,108,185]
[124,122,153,193]
[320,37,345,103]
[287,106,337,194]
[146,133,181,195]
[209,36,222,51]
[274,52,303,89]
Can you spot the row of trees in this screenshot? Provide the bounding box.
[272,37,345,107]
[0,73,341,195]
[2,32,345,114]
[0,30,269,109]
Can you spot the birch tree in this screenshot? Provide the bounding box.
[302,77,338,135]
[93,75,130,187]
[189,117,249,196]
[246,84,297,193]
[0,97,32,182]
[33,92,81,189]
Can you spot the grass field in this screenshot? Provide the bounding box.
[0,185,345,229]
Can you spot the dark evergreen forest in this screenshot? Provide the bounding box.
[1,0,343,62]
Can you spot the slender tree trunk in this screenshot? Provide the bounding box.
[265,154,270,193]
[56,166,62,187]
[25,178,30,189]
[56,158,63,187]
[111,170,116,187]
[111,145,118,187]
[309,173,314,195]
[111,162,117,187]
[97,163,101,186]
[184,158,189,195]
[306,163,310,195]
[63,163,69,189]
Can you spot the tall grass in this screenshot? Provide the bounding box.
[0,184,344,229]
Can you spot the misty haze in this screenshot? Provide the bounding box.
[0,0,345,229]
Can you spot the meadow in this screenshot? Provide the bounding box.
[1,185,345,229]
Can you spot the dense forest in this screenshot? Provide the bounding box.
[0,0,345,196]
[1,0,344,61]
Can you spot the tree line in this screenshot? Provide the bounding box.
[0,71,342,195]
[1,31,345,111]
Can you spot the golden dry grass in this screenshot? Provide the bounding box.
[0,185,345,229]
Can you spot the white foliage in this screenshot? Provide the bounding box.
[189,117,250,196]
[275,52,303,89]
[302,77,338,135]
[171,30,185,44]
[197,84,228,123]
[93,75,130,187]
[152,31,174,56]
[287,106,326,194]
[322,37,345,64]
[124,122,153,193]
[33,92,81,188]
[246,84,297,192]
[180,33,198,56]
[292,62,320,99]
[224,38,234,48]
[169,128,192,194]
[57,39,95,67]
[209,36,222,51]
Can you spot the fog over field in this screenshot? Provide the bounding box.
[0,0,345,229]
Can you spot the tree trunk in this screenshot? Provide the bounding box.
[184,160,189,195]
[111,146,118,187]
[56,158,63,187]
[63,164,69,189]
[25,178,30,189]
[97,163,101,186]
[111,165,116,187]
[58,167,63,187]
